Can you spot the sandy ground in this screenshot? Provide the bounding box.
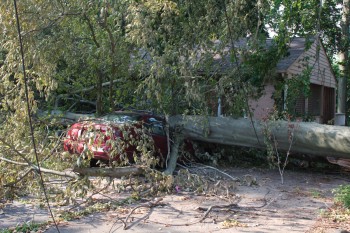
[1,167,350,233]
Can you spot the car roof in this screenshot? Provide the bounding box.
[71,111,165,126]
[107,111,164,120]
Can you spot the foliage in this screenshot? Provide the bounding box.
[0,221,46,233]
[0,0,133,201]
[58,200,118,221]
[126,0,273,116]
[320,202,350,224]
[221,219,248,228]
[0,125,75,200]
[45,0,131,114]
[241,41,280,85]
[266,0,341,56]
[333,185,350,209]
[285,66,312,115]
[272,64,312,119]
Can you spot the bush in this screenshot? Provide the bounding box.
[333,185,350,208]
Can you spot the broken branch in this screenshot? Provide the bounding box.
[186,163,239,182]
[198,203,238,222]
[72,166,145,178]
[0,156,79,179]
[123,198,164,230]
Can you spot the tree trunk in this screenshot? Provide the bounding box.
[168,115,350,159]
[96,69,103,116]
[337,0,350,117]
[164,132,185,175]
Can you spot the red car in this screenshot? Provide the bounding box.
[63,111,169,166]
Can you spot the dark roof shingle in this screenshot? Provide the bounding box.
[276,37,313,72]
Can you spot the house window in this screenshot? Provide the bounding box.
[281,82,306,116]
[308,84,322,116]
[294,95,306,115]
[323,87,335,124]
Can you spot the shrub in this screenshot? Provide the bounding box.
[333,185,350,208]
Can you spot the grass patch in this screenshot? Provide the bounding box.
[333,184,350,208]
[309,189,323,198]
[0,221,46,233]
[57,197,137,221]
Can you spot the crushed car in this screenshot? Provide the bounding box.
[63,111,170,167]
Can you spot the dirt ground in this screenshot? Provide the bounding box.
[1,166,350,233]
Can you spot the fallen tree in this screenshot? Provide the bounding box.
[168,115,350,159]
[7,115,349,180]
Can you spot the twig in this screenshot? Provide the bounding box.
[109,217,126,233]
[261,193,282,210]
[272,121,298,184]
[3,168,32,187]
[40,130,66,163]
[68,179,113,211]
[199,203,238,222]
[123,198,164,230]
[198,201,268,223]
[187,163,239,182]
[145,201,267,227]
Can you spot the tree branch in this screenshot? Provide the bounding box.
[83,13,100,48]
[0,156,79,179]
[23,12,81,36]
[0,137,36,167]
[72,166,144,178]
[69,79,122,94]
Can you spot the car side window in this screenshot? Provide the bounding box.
[146,118,166,136]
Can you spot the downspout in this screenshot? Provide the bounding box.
[282,73,288,111]
[217,97,222,117]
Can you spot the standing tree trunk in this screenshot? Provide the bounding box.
[100,4,118,112]
[337,0,350,120]
[106,26,117,111]
[164,127,184,175]
[96,70,103,116]
[109,59,116,111]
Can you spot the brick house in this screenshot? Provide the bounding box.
[248,37,336,124]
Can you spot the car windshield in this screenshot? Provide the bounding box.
[100,114,140,124]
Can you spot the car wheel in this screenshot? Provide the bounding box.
[90,158,99,167]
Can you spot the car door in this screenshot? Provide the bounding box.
[145,117,168,159]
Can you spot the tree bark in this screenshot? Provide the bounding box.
[337,0,350,116]
[96,69,103,116]
[164,132,184,175]
[168,115,350,159]
[73,166,144,178]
